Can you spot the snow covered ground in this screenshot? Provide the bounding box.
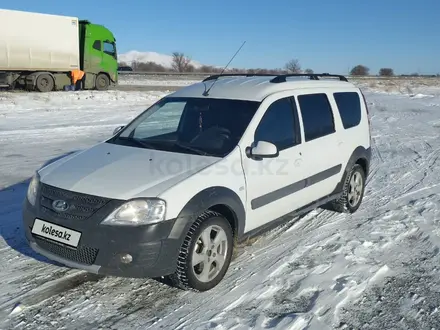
[1,82,440,330]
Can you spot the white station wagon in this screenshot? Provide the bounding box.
[23,73,371,291]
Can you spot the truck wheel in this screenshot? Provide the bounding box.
[36,74,54,92]
[95,73,110,90]
[169,210,234,292]
[328,163,366,213]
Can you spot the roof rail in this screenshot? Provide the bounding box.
[269,73,348,83]
[202,73,276,82]
[201,72,349,83]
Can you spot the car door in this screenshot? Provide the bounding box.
[292,90,344,201]
[240,92,312,233]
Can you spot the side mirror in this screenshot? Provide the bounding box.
[246,141,279,159]
[113,125,124,135]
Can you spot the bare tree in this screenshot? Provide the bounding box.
[304,68,314,74]
[379,68,394,76]
[171,52,192,72]
[284,59,301,73]
[350,65,369,76]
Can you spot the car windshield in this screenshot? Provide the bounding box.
[108,96,260,157]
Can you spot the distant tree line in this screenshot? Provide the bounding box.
[118,52,440,77]
[348,64,439,77]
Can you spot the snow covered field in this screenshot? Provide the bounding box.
[1,82,440,329]
[117,74,440,98]
[118,74,202,87]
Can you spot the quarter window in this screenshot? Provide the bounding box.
[333,92,362,129]
[297,93,335,142]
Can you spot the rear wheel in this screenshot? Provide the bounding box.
[168,210,233,292]
[35,74,54,92]
[95,73,110,90]
[328,163,366,213]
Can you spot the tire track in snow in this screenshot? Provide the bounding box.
[0,272,103,319]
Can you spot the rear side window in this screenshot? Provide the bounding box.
[297,93,335,142]
[333,92,362,129]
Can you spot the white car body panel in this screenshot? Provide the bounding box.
[291,88,348,202]
[326,89,371,163]
[38,142,220,200]
[158,147,247,220]
[237,91,314,232]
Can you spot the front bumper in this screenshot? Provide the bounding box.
[22,184,183,279]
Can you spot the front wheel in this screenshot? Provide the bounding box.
[169,210,233,292]
[95,73,110,90]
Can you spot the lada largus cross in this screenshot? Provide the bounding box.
[23,73,371,292]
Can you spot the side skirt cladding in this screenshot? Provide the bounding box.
[241,145,371,242]
[240,191,342,243]
[251,164,342,210]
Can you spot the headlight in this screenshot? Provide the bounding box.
[26,173,40,206]
[101,199,166,226]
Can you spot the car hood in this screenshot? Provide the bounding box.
[38,142,220,200]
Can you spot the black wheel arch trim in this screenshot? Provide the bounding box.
[331,145,371,195]
[168,186,246,242]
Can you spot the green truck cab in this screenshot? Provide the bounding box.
[79,20,118,90]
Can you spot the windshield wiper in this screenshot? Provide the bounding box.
[173,141,214,156]
[116,137,159,149]
[115,137,215,156]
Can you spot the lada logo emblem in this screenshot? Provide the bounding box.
[52,200,69,212]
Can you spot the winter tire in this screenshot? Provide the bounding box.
[328,163,366,213]
[168,210,233,292]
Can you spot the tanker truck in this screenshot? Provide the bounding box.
[0,9,118,92]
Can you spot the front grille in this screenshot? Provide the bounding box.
[40,183,111,220]
[34,237,99,265]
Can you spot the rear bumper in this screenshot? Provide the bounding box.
[23,198,182,279]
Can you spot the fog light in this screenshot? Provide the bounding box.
[120,253,133,264]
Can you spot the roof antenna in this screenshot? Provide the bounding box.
[202,40,246,96]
